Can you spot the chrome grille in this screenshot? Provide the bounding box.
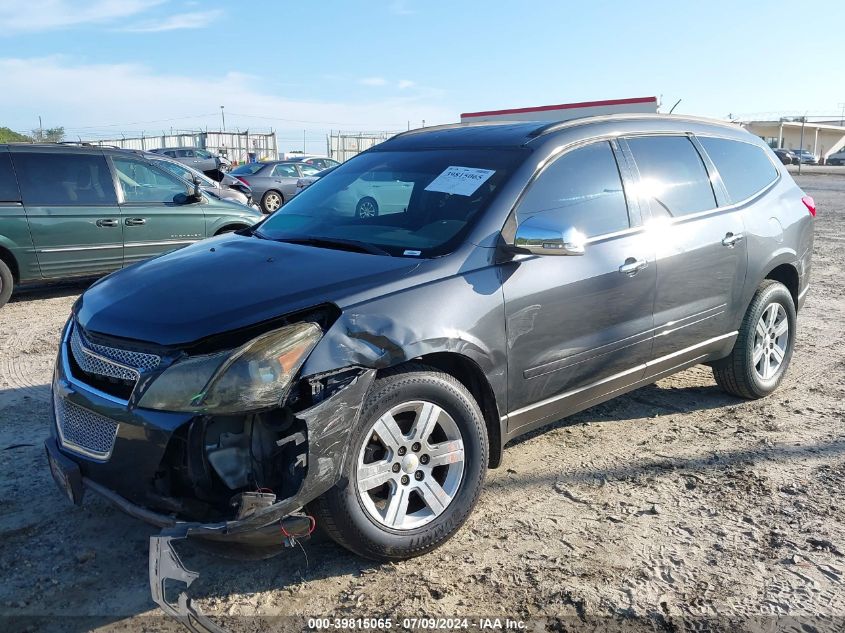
[54,394,120,460]
[69,325,161,383]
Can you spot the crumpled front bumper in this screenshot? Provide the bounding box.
[48,363,376,632]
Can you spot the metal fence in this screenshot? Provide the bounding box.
[327,131,401,162]
[84,130,278,164]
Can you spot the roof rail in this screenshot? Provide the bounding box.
[528,112,741,139]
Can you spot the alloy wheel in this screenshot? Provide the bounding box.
[753,303,789,380]
[264,193,282,212]
[356,401,465,530]
[357,199,377,218]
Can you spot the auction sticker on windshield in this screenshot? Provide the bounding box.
[424,166,496,196]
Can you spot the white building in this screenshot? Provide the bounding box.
[741,120,845,161]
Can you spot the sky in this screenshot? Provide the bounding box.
[1,0,844,153]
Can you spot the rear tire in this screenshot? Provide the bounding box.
[0,259,13,309]
[261,190,284,214]
[712,280,796,399]
[310,364,487,561]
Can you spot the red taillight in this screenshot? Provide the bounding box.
[235,176,250,186]
[802,195,816,217]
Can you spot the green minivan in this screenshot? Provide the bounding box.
[0,144,262,308]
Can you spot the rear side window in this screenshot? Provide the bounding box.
[271,164,298,177]
[698,136,778,203]
[517,141,630,238]
[12,152,117,206]
[626,135,717,217]
[176,149,195,158]
[0,153,21,202]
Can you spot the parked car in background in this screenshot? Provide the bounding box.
[825,149,845,166]
[140,151,255,208]
[46,118,814,614]
[286,155,341,170]
[294,165,337,196]
[0,143,262,308]
[773,148,796,165]
[222,161,321,213]
[791,149,819,165]
[149,147,231,176]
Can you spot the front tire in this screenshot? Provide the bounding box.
[355,197,378,219]
[310,364,487,561]
[0,259,12,308]
[712,280,796,399]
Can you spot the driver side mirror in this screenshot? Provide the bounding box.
[512,215,586,256]
[190,177,203,202]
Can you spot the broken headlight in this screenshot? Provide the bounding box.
[138,322,322,414]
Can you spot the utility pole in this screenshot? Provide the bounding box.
[838,102,845,127]
[798,113,807,176]
[38,115,43,141]
[303,129,306,154]
[220,105,225,131]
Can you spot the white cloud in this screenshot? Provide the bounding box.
[0,57,454,143]
[359,77,388,87]
[398,79,415,90]
[0,0,163,34]
[123,9,223,32]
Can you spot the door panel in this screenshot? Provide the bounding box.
[110,157,206,265]
[11,149,122,278]
[621,135,748,367]
[503,233,656,432]
[649,212,747,362]
[502,140,656,434]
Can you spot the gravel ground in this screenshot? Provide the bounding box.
[1,175,843,633]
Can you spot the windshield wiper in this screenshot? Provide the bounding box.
[275,236,392,257]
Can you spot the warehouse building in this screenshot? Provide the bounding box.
[742,119,845,162]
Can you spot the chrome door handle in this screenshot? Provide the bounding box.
[618,258,648,276]
[125,218,147,226]
[96,218,119,227]
[722,232,744,247]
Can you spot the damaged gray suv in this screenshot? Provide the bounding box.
[47,115,814,618]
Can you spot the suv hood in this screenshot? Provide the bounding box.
[76,234,421,346]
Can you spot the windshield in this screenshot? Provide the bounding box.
[231,163,267,175]
[255,148,526,257]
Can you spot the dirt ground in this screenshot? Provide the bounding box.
[1,175,844,633]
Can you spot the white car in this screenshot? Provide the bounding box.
[329,172,413,218]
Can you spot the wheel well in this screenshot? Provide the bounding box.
[389,352,503,469]
[214,224,249,236]
[0,245,19,282]
[765,263,799,307]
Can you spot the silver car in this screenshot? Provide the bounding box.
[149,147,231,175]
[222,161,321,213]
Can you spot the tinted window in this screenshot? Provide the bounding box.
[112,158,188,203]
[272,164,298,177]
[195,149,212,159]
[0,153,21,202]
[626,135,717,217]
[176,149,195,158]
[12,151,117,206]
[163,150,177,157]
[698,137,778,203]
[231,163,266,175]
[517,141,630,237]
